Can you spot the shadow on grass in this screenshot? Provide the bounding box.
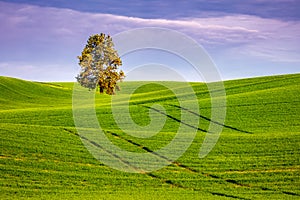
[142,105,208,133]
[170,104,252,134]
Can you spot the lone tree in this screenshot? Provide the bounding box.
[76,33,125,95]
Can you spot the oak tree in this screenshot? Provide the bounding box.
[76,33,125,95]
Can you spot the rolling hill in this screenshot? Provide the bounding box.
[0,74,299,199]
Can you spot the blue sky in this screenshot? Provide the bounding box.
[0,0,299,81]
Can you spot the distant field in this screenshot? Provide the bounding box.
[0,74,299,199]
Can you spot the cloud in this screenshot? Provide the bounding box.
[1,0,300,20]
[2,1,296,47]
[0,1,299,81]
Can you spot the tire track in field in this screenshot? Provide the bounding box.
[63,128,299,198]
[63,128,140,172]
[106,130,299,198]
[142,105,209,133]
[109,131,172,163]
[64,128,192,190]
[147,173,251,200]
[282,191,300,196]
[170,104,252,134]
[108,131,199,174]
[210,192,250,200]
[107,131,252,199]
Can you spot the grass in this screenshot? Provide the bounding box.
[0,74,299,199]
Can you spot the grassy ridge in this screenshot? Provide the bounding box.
[0,76,72,110]
[0,74,299,199]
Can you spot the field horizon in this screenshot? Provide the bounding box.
[0,73,299,199]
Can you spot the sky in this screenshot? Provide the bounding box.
[0,0,299,82]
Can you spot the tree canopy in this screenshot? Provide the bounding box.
[76,33,125,95]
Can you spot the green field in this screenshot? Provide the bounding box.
[0,74,299,199]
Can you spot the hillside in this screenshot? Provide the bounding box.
[0,76,72,110]
[0,74,299,199]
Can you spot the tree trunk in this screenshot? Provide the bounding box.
[116,85,120,91]
[100,86,104,93]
